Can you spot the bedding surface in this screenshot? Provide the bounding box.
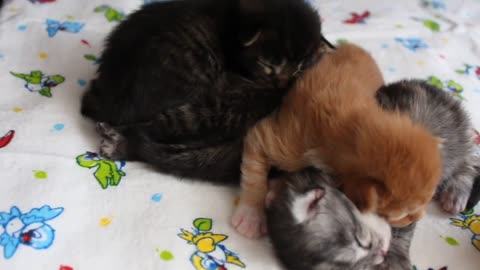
[1,0,480,269]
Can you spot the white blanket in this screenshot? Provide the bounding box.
[0,0,479,269]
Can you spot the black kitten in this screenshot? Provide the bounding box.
[81,0,331,183]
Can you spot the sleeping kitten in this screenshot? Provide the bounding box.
[81,0,332,183]
[376,80,480,214]
[233,44,442,238]
[267,79,480,270]
[266,169,405,270]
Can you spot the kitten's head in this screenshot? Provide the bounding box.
[267,169,391,270]
[233,0,332,88]
[341,117,443,227]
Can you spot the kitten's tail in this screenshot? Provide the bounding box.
[132,137,243,184]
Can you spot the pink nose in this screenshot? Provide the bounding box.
[380,249,387,257]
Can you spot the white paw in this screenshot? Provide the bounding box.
[99,139,117,158]
[231,204,267,239]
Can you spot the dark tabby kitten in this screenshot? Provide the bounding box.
[81,0,332,183]
[376,80,480,214]
[266,169,415,270]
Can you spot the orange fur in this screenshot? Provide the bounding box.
[237,44,442,227]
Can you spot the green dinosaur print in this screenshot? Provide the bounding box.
[94,5,124,22]
[76,152,126,189]
[10,70,65,97]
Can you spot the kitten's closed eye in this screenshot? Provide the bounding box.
[354,233,372,250]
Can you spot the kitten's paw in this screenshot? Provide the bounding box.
[99,139,119,159]
[96,122,126,160]
[96,122,120,140]
[439,189,468,214]
[231,204,267,239]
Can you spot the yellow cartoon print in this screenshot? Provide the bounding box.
[450,209,480,251]
[178,218,246,270]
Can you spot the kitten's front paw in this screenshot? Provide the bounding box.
[96,122,126,160]
[231,204,267,239]
[438,188,468,214]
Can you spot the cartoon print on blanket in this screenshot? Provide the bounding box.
[411,17,441,32]
[178,218,246,270]
[84,54,101,65]
[94,5,124,22]
[427,76,465,99]
[450,209,480,251]
[456,64,480,80]
[395,38,429,52]
[29,0,56,3]
[10,70,65,97]
[45,19,84,38]
[0,130,14,148]
[343,11,370,24]
[76,152,126,189]
[0,205,64,259]
[422,0,446,10]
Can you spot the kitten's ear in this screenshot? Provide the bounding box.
[341,180,380,213]
[290,188,325,224]
[242,31,262,47]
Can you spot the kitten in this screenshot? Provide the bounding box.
[267,169,401,270]
[376,80,480,214]
[81,0,332,183]
[233,44,442,238]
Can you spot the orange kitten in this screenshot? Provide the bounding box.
[232,44,442,238]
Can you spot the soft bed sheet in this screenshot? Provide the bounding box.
[0,0,480,269]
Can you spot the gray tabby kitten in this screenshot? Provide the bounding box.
[266,169,410,270]
[376,80,480,214]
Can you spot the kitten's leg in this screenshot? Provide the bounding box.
[436,162,476,214]
[96,122,127,160]
[375,223,416,270]
[232,130,271,239]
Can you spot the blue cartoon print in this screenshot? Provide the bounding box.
[422,0,446,10]
[395,38,428,52]
[0,205,64,259]
[46,19,84,37]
